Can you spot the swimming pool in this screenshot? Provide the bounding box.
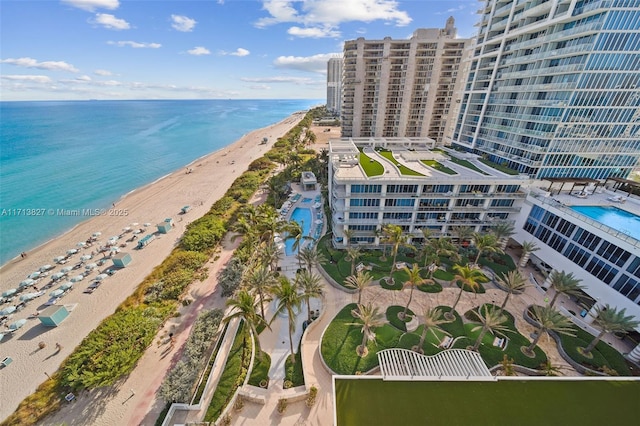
[570,205,640,240]
[285,207,312,256]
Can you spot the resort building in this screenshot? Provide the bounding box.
[340,18,472,143]
[327,57,343,116]
[450,0,640,180]
[513,185,640,325]
[328,138,531,247]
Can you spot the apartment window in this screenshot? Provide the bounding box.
[490,199,514,207]
[597,242,631,267]
[349,212,379,220]
[387,184,418,193]
[573,229,601,251]
[627,257,640,279]
[556,219,576,237]
[353,237,375,244]
[385,199,415,207]
[585,258,618,285]
[423,184,453,193]
[383,212,413,220]
[349,225,377,231]
[350,198,380,207]
[351,184,382,193]
[564,243,590,267]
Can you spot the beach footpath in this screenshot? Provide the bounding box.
[0,111,306,423]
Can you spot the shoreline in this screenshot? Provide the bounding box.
[0,112,302,271]
[0,111,307,421]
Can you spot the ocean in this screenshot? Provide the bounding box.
[0,99,320,265]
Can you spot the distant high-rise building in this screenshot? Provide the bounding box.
[341,17,472,142]
[451,0,640,180]
[327,58,343,115]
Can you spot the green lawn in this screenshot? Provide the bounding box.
[335,378,640,426]
[358,149,385,176]
[284,340,305,387]
[386,305,415,332]
[377,149,424,176]
[204,322,251,422]
[447,155,490,175]
[479,158,520,175]
[420,159,457,175]
[247,350,271,387]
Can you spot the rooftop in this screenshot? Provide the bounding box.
[330,138,530,182]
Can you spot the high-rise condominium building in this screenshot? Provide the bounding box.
[451,0,640,180]
[327,58,343,115]
[341,17,472,142]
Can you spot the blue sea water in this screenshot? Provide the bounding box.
[0,99,320,265]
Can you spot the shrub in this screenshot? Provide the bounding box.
[277,398,288,414]
[306,386,318,407]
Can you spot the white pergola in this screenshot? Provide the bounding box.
[377,348,493,381]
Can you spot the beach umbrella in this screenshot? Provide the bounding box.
[133,229,142,234]
[130,222,139,227]
[53,256,66,263]
[0,306,16,315]
[2,289,17,297]
[20,293,39,302]
[19,279,36,288]
[28,272,41,279]
[70,275,84,283]
[61,266,74,274]
[67,249,78,255]
[59,282,74,290]
[80,254,92,261]
[92,232,102,238]
[51,272,66,281]
[9,319,28,330]
[50,289,65,297]
[77,242,86,248]
[143,222,151,227]
[122,227,131,232]
[85,263,97,270]
[95,273,109,281]
[110,247,120,253]
[39,264,53,272]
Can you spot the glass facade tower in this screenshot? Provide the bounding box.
[451,0,640,179]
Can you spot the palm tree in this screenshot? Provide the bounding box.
[580,305,639,356]
[259,240,281,272]
[344,270,373,306]
[297,246,327,271]
[518,240,540,267]
[346,246,362,276]
[495,270,528,313]
[450,225,473,248]
[296,270,323,322]
[343,228,355,248]
[244,264,277,319]
[472,232,503,265]
[400,264,427,320]
[351,303,386,357]
[524,305,575,356]
[270,277,302,363]
[539,360,566,376]
[284,220,304,258]
[414,307,447,354]
[446,264,487,321]
[429,237,458,265]
[225,289,269,345]
[381,224,413,283]
[547,270,586,308]
[470,305,509,352]
[230,204,259,244]
[491,222,515,250]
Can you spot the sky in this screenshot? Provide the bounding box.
[0,0,481,101]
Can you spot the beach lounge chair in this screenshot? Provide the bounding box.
[1,357,13,367]
[438,336,453,349]
[607,195,623,203]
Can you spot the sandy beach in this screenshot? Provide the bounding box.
[0,111,306,422]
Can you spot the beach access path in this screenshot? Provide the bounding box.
[0,112,306,423]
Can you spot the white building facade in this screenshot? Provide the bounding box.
[341,18,472,143]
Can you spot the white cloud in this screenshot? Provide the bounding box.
[248,84,271,90]
[94,69,113,76]
[92,13,130,30]
[187,46,211,56]
[171,14,197,32]
[220,48,250,57]
[273,52,339,73]
[77,75,92,81]
[61,0,119,12]
[2,75,52,83]
[241,76,315,85]
[256,0,412,34]
[287,26,340,38]
[107,40,162,48]
[1,57,79,72]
